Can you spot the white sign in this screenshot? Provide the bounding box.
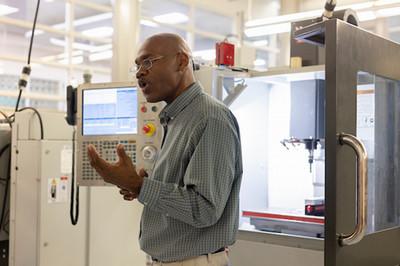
[60,146,72,174]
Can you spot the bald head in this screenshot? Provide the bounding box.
[143,33,192,58]
[135,33,196,104]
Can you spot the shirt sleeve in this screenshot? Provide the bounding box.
[137,116,240,228]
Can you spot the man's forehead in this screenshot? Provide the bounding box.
[135,42,163,61]
[135,52,155,62]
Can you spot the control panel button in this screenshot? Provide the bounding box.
[142,123,156,136]
[141,106,147,113]
[142,145,157,161]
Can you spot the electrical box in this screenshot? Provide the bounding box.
[9,111,148,266]
[216,41,235,66]
[9,112,86,266]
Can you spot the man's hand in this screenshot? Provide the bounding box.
[87,144,143,194]
[119,168,148,201]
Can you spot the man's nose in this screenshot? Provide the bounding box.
[136,68,148,79]
[135,70,142,79]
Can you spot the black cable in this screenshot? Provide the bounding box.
[15,0,40,112]
[15,90,23,113]
[70,128,79,225]
[16,107,44,139]
[28,0,40,65]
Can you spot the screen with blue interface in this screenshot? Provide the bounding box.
[82,87,138,135]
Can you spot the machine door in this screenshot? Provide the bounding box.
[325,20,400,266]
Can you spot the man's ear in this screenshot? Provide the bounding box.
[177,52,190,71]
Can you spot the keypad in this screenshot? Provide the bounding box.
[81,140,136,181]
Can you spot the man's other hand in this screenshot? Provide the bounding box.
[119,168,148,201]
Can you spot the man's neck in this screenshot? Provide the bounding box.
[166,79,195,104]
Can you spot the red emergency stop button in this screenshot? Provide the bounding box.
[141,106,147,113]
[142,123,156,136]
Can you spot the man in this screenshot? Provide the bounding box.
[87,33,243,266]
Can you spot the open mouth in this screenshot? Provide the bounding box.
[138,79,148,90]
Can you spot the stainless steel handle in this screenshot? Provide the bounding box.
[338,133,368,246]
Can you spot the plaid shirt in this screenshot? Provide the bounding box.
[138,82,243,262]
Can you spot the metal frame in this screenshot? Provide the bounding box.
[324,19,400,266]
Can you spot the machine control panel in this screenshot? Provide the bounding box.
[137,97,164,174]
[76,82,163,186]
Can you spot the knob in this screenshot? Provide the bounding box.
[142,123,156,136]
[142,145,157,161]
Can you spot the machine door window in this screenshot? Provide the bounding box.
[357,71,400,235]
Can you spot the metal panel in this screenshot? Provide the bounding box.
[9,140,88,266]
[324,19,400,266]
[38,141,88,266]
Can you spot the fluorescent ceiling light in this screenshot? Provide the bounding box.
[341,2,374,10]
[245,23,291,37]
[0,4,19,16]
[377,6,400,16]
[50,38,112,52]
[252,40,269,46]
[246,10,321,27]
[375,0,400,6]
[140,19,159,28]
[71,12,112,27]
[357,11,377,21]
[59,56,83,65]
[52,12,112,30]
[89,50,113,61]
[90,43,112,52]
[192,49,215,61]
[57,50,84,59]
[82,26,113,37]
[153,12,188,24]
[50,38,94,51]
[25,29,44,38]
[42,50,84,62]
[254,58,267,66]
